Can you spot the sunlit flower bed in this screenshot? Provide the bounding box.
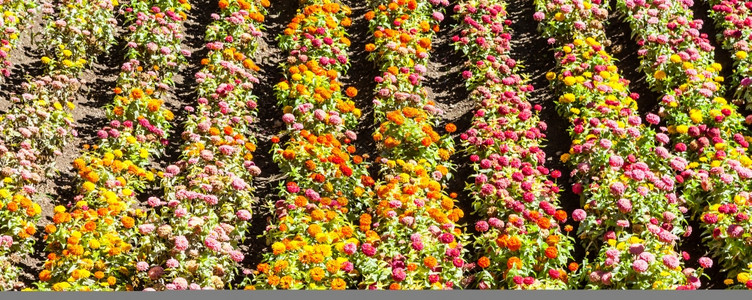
[0,0,117,290]
[616,0,752,288]
[359,0,468,290]
[38,0,190,291]
[251,0,372,290]
[536,0,706,289]
[454,0,575,290]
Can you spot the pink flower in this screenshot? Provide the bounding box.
[475,221,489,232]
[166,258,179,268]
[392,268,406,282]
[173,278,188,290]
[136,261,149,272]
[236,210,252,221]
[230,250,244,262]
[698,256,713,269]
[174,235,189,251]
[533,11,545,21]
[662,255,680,269]
[632,259,649,273]
[205,237,221,252]
[439,233,455,244]
[646,113,660,125]
[572,209,587,222]
[282,113,295,124]
[609,182,626,196]
[361,243,376,257]
[343,243,356,255]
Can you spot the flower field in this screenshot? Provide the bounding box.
[1,0,752,291]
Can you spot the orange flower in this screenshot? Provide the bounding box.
[310,267,325,282]
[345,86,358,97]
[507,236,521,251]
[568,262,579,272]
[537,217,551,229]
[365,11,375,21]
[445,123,456,133]
[478,256,490,268]
[331,278,346,290]
[554,210,568,222]
[423,256,437,268]
[130,88,144,99]
[507,257,522,270]
[39,270,52,282]
[545,246,558,259]
[365,43,376,52]
[121,216,135,229]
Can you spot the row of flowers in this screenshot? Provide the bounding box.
[38,0,190,291]
[707,0,752,108]
[132,0,268,291]
[615,0,752,288]
[0,0,117,290]
[454,0,576,289]
[359,0,468,290]
[251,0,372,290]
[0,0,37,79]
[535,0,705,289]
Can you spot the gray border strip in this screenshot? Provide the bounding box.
[1,291,751,300]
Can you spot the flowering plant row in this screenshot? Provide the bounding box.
[535,0,704,289]
[132,0,268,291]
[616,0,752,287]
[0,0,37,79]
[38,0,190,291]
[0,0,117,290]
[251,0,372,290]
[359,0,468,290]
[707,0,752,108]
[453,0,576,289]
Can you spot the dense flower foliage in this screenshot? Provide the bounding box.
[0,0,117,290]
[454,0,575,289]
[707,0,752,108]
[132,0,268,291]
[251,0,372,290]
[0,0,37,78]
[358,0,468,290]
[535,0,702,289]
[616,0,752,287]
[38,0,190,291]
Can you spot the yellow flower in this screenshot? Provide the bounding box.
[560,93,575,103]
[41,57,52,64]
[546,72,556,81]
[737,272,750,283]
[689,109,702,124]
[563,76,576,86]
[654,70,667,81]
[560,153,570,163]
[737,51,748,60]
[82,182,96,192]
[676,125,689,134]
